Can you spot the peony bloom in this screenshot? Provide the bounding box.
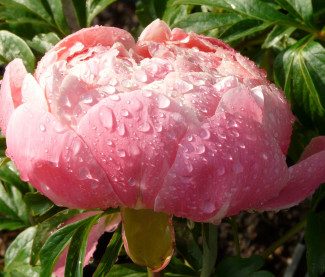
[1,19,325,270]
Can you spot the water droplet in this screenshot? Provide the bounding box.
[157,94,171,109]
[41,183,50,192]
[138,122,151,133]
[128,178,137,187]
[120,109,129,117]
[78,167,90,180]
[40,124,46,132]
[246,133,257,141]
[107,140,113,146]
[185,162,193,173]
[238,142,246,149]
[109,94,120,101]
[200,129,211,140]
[99,106,115,130]
[117,123,126,136]
[81,93,93,104]
[201,200,215,213]
[196,144,205,154]
[130,145,141,156]
[90,182,98,189]
[233,162,243,174]
[117,149,126,158]
[217,167,225,176]
[135,70,148,82]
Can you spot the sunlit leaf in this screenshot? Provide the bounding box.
[44,0,71,36]
[27,32,60,54]
[262,25,296,50]
[24,192,54,216]
[107,264,147,277]
[0,30,36,72]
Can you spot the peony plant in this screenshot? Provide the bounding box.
[1,18,325,275]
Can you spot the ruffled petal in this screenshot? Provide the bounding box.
[6,103,119,209]
[0,59,27,135]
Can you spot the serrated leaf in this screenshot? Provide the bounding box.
[274,37,325,132]
[0,30,35,72]
[221,19,272,44]
[4,227,37,271]
[170,0,294,24]
[27,32,60,54]
[87,0,117,26]
[64,213,104,277]
[173,12,246,33]
[274,0,313,26]
[262,25,296,50]
[40,213,102,277]
[24,192,54,216]
[214,255,271,277]
[93,225,123,277]
[107,264,147,277]
[31,209,85,265]
[305,211,325,277]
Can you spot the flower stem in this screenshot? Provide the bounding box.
[261,218,307,259]
[230,216,241,257]
[147,268,161,277]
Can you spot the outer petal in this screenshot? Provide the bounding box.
[77,91,189,208]
[53,212,121,277]
[155,110,288,222]
[0,59,27,135]
[6,103,119,209]
[259,137,325,210]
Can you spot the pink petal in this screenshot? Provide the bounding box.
[259,137,325,210]
[53,212,121,277]
[77,90,188,208]
[138,19,172,43]
[155,110,288,223]
[6,103,119,209]
[0,59,27,135]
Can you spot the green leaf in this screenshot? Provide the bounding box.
[44,0,71,36]
[170,0,293,24]
[24,192,54,216]
[107,264,147,277]
[71,0,87,28]
[174,220,202,270]
[31,208,86,265]
[305,211,325,277]
[0,0,54,26]
[164,257,197,276]
[136,0,168,27]
[162,0,190,27]
[4,226,40,277]
[0,182,29,228]
[274,0,313,26]
[40,213,102,277]
[221,19,272,44]
[0,30,36,72]
[87,0,117,27]
[0,161,30,194]
[214,255,272,277]
[64,213,104,277]
[27,32,60,55]
[173,13,246,34]
[0,137,6,157]
[262,25,296,50]
[0,217,27,231]
[201,223,218,277]
[311,183,325,211]
[274,37,325,132]
[93,225,123,277]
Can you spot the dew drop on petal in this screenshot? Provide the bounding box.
[196,144,205,154]
[217,167,225,176]
[40,124,46,132]
[99,106,115,130]
[121,109,129,117]
[138,122,151,133]
[201,200,215,214]
[157,94,171,109]
[117,149,126,158]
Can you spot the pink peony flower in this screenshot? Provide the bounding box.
[1,19,325,225]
